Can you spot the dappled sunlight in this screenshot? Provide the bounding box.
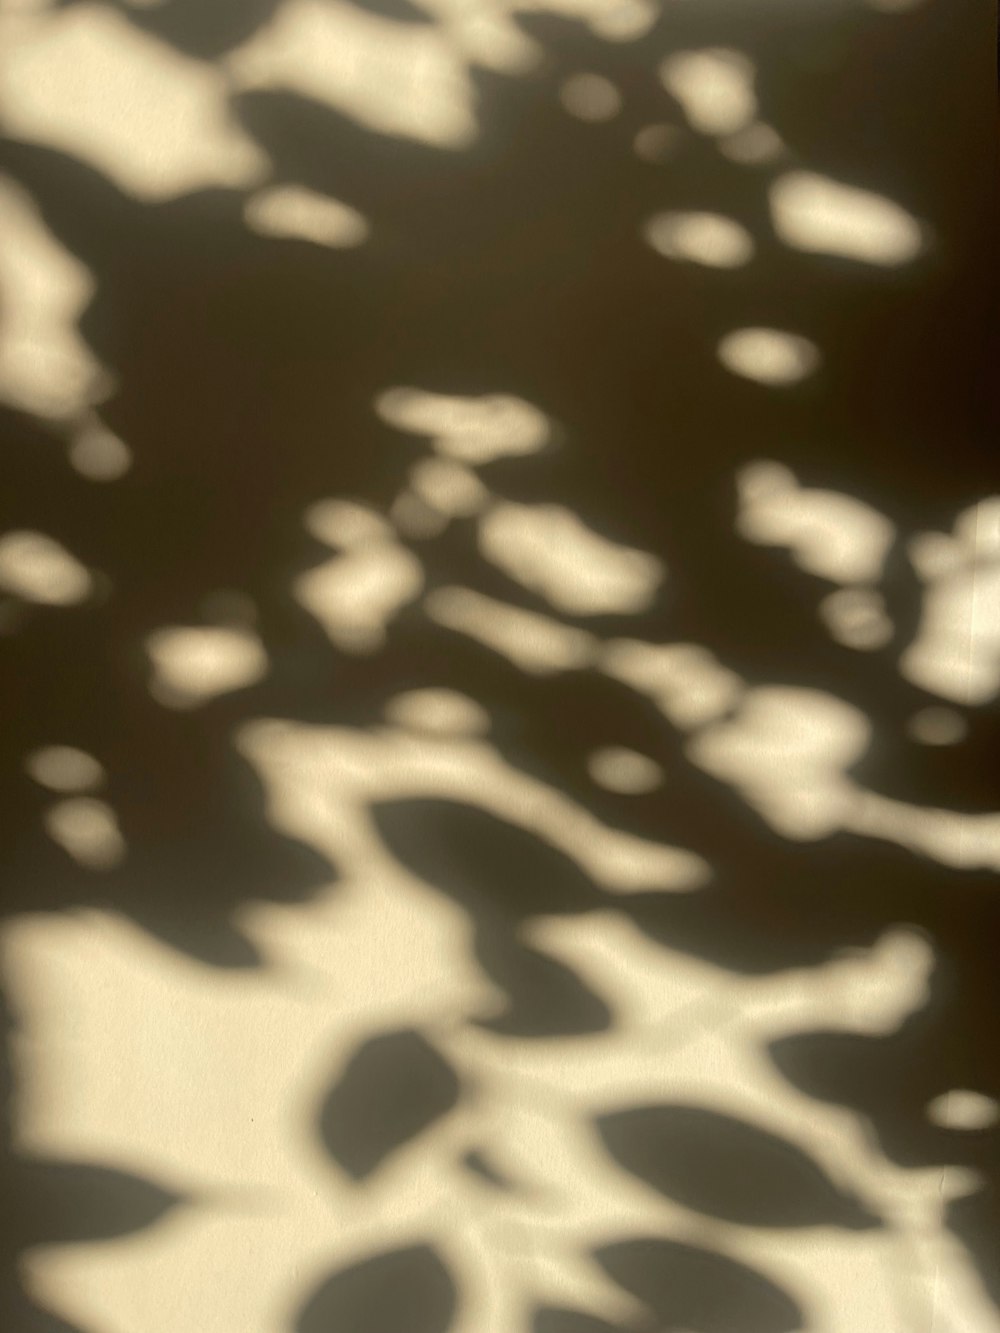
[425,585,597,673]
[643,209,755,269]
[0,4,267,198]
[770,171,928,267]
[717,327,821,385]
[0,529,94,605]
[376,388,551,465]
[659,48,757,136]
[227,0,479,150]
[145,625,270,707]
[901,497,1000,705]
[244,185,370,248]
[0,173,102,418]
[25,745,105,794]
[43,796,126,870]
[67,415,133,480]
[478,502,664,616]
[1,0,998,1329]
[736,460,896,583]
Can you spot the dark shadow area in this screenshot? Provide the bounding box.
[1,0,998,1326]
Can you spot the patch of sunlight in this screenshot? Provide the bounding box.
[145,625,269,706]
[736,460,896,583]
[659,48,756,136]
[44,796,125,869]
[643,210,754,269]
[0,530,93,605]
[717,328,820,386]
[425,586,596,674]
[926,1092,1000,1131]
[901,497,1000,705]
[770,171,926,266]
[600,639,743,729]
[1,4,267,198]
[0,174,102,418]
[375,387,550,464]
[409,458,489,518]
[25,745,104,793]
[68,416,133,480]
[383,688,491,738]
[244,185,370,248]
[294,539,423,654]
[819,588,894,651]
[227,0,477,149]
[688,686,870,840]
[478,503,663,616]
[587,746,664,794]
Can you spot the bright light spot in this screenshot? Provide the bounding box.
[770,171,926,266]
[425,586,595,675]
[244,186,369,248]
[819,588,894,651]
[1,6,267,199]
[375,387,549,464]
[589,0,657,40]
[643,210,754,269]
[294,542,423,654]
[587,747,664,794]
[559,73,622,122]
[718,121,785,164]
[660,48,756,136]
[736,461,895,583]
[304,499,391,549]
[907,706,967,746]
[383,688,490,737]
[926,1091,1000,1131]
[145,625,269,706]
[68,419,132,480]
[25,745,104,793]
[44,797,125,869]
[901,498,1000,705]
[0,173,101,418]
[718,327,820,385]
[479,502,663,616]
[409,457,488,518]
[0,530,93,605]
[689,687,870,839]
[633,123,682,162]
[228,0,477,149]
[600,639,742,728]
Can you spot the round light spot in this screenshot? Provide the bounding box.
[643,211,754,269]
[68,422,132,480]
[25,745,104,793]
[926,1090,1000,1131]
[717,327,820,385]
[907,706,968,746]
[0,530,93,605]
[588,746,664,794]
[410,458,488,518]
[384,688,490,737]
[45,797,125,870]
[560,73,622,122]
[146,625,268,706]
[819,588,893,651]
